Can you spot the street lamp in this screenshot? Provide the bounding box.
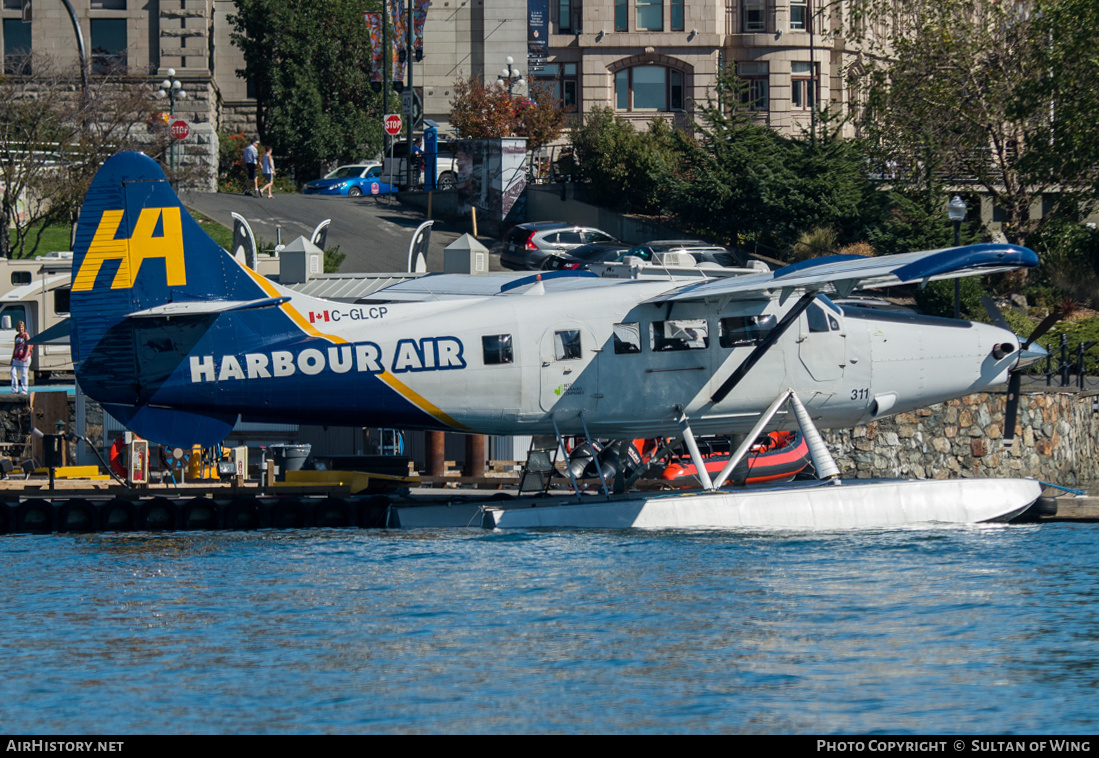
[947,195,967,318]
[499,56,524,96]
[156,68,186,171]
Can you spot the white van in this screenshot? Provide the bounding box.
[382,139,459,190]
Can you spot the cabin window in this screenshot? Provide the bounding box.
[10,271,30,286]
[554,330,582,360]
[719,314,776,347]
[807,303,839,333]
[0,305,27,330]
[482,334,514,365]
[613,322,641,354]
[54,288,70,315]
[650,319,708,351]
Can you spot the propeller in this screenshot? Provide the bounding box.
[982,296,1062,448]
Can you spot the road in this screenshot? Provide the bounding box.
[179,189,504,274]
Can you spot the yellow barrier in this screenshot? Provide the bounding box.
[279,470,419,494]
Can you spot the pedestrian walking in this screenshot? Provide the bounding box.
[243,136,260,196]
[259,147,275,198]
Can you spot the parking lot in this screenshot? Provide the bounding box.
[179,189,504,274]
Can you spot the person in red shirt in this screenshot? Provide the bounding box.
[10,320,31,395]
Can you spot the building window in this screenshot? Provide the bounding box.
[671,0,684,30]
[651,319,709,351]
[557,0,581,33]
[792,61,816,110]
[534,63,578,112]
[737,61,769,111]
[91,0,128,9]
[742,0,765,32]
[3,18,31,76]
[615,65,684,112]
[636,0,662,31]
[482,334,514,365]
[615,0,627,31]
[790,0,808,31]
[91,18,127,74]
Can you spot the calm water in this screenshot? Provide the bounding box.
[2,523,1098,734]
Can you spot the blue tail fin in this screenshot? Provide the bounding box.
[71,151,264,446]
[71,151,265,365]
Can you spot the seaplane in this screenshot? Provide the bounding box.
[68,151,1051,529]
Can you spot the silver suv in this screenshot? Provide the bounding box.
[502,222,619,270]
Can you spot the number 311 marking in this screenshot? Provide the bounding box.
[850,388,869,401]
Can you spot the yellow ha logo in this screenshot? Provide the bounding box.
[73,207,186,291]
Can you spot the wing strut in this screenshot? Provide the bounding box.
[710,292,816,404]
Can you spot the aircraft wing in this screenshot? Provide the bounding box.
[647,243,1038,303]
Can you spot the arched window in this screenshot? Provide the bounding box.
[614,65,684,112]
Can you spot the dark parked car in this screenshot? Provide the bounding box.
[540,241,634,271]
[502,222,619,270]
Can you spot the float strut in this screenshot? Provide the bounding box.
[712,389,792,489]
[676,408,715,490]
[551,415,584,496]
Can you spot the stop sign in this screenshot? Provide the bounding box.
[383,113,402,136]
[170,119,190,140]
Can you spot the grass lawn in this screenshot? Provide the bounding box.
[7,209,234,258]
[7,225,75,258]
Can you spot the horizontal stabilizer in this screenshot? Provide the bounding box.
[127,296,291,319]
[27,318,71,345]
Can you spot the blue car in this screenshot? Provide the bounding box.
[302,163,398,197]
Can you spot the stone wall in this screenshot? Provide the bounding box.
[824,389,1099,486]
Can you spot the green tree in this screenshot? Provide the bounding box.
[569,107,679,214]
[229,0,384,180]
[662,73,887,257]
[850,0,1099,246]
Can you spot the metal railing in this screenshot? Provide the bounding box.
[1029,334,1099,390]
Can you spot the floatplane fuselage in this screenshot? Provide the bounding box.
[67,152,1048,528]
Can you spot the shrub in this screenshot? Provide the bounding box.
[218,132,250,193]
[789,226,838,262]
